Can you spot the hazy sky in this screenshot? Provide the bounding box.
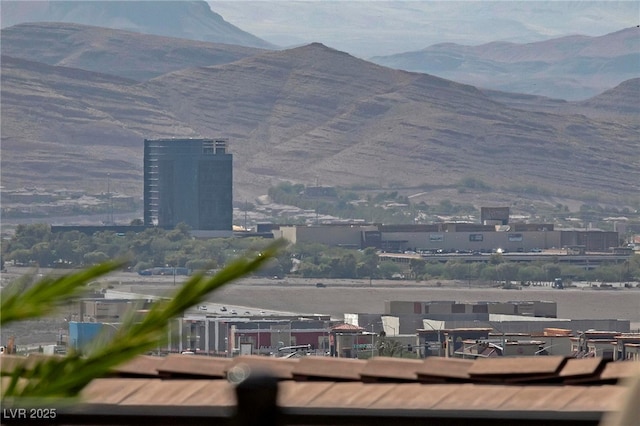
[208,1,640,57]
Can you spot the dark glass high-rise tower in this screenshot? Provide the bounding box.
[144,138,232,230]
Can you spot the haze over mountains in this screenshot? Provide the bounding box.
[3,0,638,101]
[0,0,274,49]
[1,1,639,212]
[371,27,640,101]
[209,1,639,57]
[2,21,638,209]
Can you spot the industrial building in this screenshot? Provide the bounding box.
[274,222,619,254]
[143,138,232,232]
[386,300,558,318]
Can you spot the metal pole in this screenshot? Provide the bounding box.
[371,324,374,357]
[205,319,210,356]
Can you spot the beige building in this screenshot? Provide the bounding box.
[386,300,557,318]
[78,299,147,323]
[613,335,640,361]
[275,224,376,247]
[274,223,618,253]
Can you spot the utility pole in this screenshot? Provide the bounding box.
[244,200,248,231]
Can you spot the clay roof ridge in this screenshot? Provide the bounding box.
[492,385,576,412]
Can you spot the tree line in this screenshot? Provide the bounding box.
[2,224,639,283]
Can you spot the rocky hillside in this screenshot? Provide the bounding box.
[1,24,638,207]
[0,0,274,49]
[0,22,267,81]
[370,27,640,101]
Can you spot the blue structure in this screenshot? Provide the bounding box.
[68,322,110,351]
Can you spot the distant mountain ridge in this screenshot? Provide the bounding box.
[370,27,640,101]
[3,0,636,102]
[1,23,638,208]
[0,22,267,81]
[0,0,275,49]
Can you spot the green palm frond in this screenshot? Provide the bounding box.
[1,240,284,401]
[1,261,125,325]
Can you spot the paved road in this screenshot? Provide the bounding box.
[3,268,639,348]
[94,273,640,326]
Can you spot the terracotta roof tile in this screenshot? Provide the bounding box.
[563,385,626,412]
[416,357,474,382]
[292,357,366,381]
[331,323,365,332]
[81,378,236,411]
[171,380,236,407]
[495,385,585,411]
[302,382,398,408]
[227,355,299,380]
[0,376,29,394]
[360,357,423,382]
[431,384,518,411]
[2,353,635,422]
[599,361,640,382]
[373,383,456,409]
[0,354,59,373]
[81,378,152,405]
[117,379,216,406]
[112,354,164,377]
[277,381,334,407]
[467,355,567,379]
[120,380,204,406]
[0,355,28,373]
[559,358,605,379]
[156,354,231,378]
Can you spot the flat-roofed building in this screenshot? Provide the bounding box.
[144,138,232,231]
[275,224,377,247]
[386,300,557,318]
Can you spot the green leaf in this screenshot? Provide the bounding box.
[1,261,125,325]
[2,240,284,400]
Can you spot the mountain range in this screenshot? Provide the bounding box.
[371,27,640,101]
[0,0,274,49]
[1,21,639,210]
[3,1,638,101]
[209,1,639,57]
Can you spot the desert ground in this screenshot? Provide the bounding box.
[2,268,639,348]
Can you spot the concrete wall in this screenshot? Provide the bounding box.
[443,319,630,334]
[82,300,135,322]
[386,300,557,318]
[277,225,618,253]
[531,301,557,318]
[385,301,417,314]
[539,335,573,356]
[381,315,400,336]
[382,230,562,252]
[487,303,517,315]
[279,225,375,247]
